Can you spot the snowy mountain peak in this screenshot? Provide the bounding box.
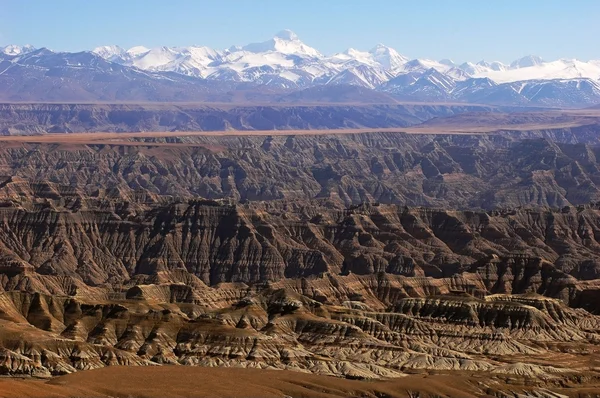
[242,30,321,58]
[401,59,438,72]
[472,57,600,84]
[368,44,408,70]
[131,46,181,69]
[185,46,221,59]
[344,48,363,57]
[327,64,391,89]
[225,45,242,54]
[46,34,600,107]
[510,55,544,69]
[1,44,36,56]
[368,43,397,54]
[439,59,456,67]
[92,45,126,61]
[462,60,507,74]
[127,46,150,57]
[274,29,299,41]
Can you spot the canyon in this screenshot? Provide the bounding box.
[0,124,597,396]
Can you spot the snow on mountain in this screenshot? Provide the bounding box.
[168,47,222,76]
[459,62,487,75]
[510,55,544,69]
[239,65,296,88]
[459,60,507,75]
[327,64,392,89]
[325,46,406,73]
[127,46,150,57]
[185,46,222,65]
[89,32,428,89]
[385,68,457,100]
[242,30,321,58]
[130,46,182,70]
[418,68,457,91]
[16,31,600,107]
[477,60,507,72]
[328,48,379,68]
[445,67,470,81]
[369,44,408,71]
[452,77,497,97]
[92,45,126,61]
[94,45,223,78]
[397,59,450,74]
[1,44,35,56]
[90,31,330,83]
[475,59,600,83]
[205,68,244,82]
[217,50,296,71]
[381,73,420,91]
[513,78,600,106]
[439,59,456,67]
[462,82,529,105]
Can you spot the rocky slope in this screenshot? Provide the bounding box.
[0,198,600,296]
[1,130,600,208]
[0,131,598,390]
[0,240,600,384]
[0,198,599,381]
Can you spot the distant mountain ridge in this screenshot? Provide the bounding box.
[2,31,600,107]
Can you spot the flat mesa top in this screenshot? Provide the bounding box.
[0,125,593,146]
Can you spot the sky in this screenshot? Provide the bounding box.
[1,0,599,63]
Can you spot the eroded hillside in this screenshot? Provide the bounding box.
[0,131,599,395]
[0,198,598,385]
[0,130,600,208]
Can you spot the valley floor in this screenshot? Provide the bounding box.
[0,366,594,398]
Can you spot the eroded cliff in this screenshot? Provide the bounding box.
[0,131,600,208]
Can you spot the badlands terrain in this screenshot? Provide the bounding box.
[1,108,600,396]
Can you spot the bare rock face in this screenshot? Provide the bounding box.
[0,131,599,209]
[0,284,598,383]
[0,200,600,293]
[0,198,597,383]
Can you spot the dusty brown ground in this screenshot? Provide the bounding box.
[0,125,585,147]
[409,108,600,132]
[0,128,408,143]
[0,366,581,398]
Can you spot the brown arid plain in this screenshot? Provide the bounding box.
[1,367,599,398]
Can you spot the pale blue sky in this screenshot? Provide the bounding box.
[1,0,598,63]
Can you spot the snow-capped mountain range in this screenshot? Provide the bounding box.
[2,30,600,107]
